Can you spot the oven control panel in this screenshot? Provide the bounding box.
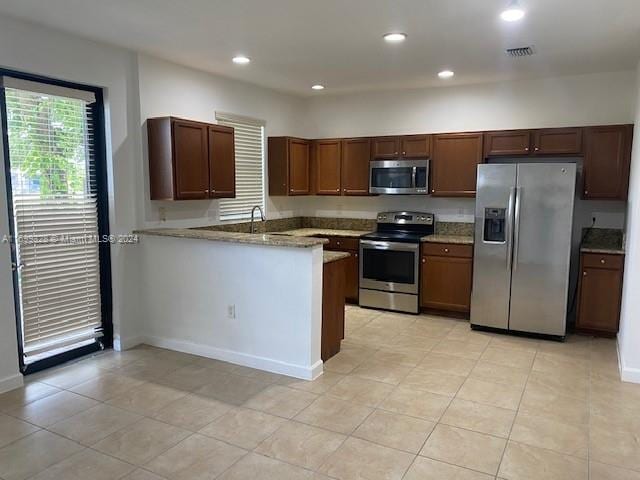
[377,211,434,225]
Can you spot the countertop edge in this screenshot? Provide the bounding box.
[323,251,351,264]
[580,247,625,255]
[421,234,474,245]
[134,228,329,248]
[271,228,372,238]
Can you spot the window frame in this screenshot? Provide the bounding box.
[0,67,112,375]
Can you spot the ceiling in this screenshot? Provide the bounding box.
[0,0,639,96]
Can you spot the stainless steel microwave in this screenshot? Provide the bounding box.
[369,159,430,195]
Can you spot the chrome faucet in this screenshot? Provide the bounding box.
[250,205,266,233]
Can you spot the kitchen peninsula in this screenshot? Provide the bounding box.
[133,227,328,380]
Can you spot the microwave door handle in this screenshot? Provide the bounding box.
[412,166,417,188]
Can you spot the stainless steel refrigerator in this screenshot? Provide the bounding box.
[471,163,576,337]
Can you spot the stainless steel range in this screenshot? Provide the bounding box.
[359,211,434,314]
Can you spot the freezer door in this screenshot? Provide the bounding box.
[509,163,576,336]
[470,164,517,330]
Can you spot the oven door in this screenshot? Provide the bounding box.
[369,160,429,195]
[359,240,419,294]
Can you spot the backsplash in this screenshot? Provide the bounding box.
[435,222,475,236]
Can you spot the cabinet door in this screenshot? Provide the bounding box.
[577,266,622,334]
[371,136,400,159]
[431,133,483,197]
[288,138,310,195]
[420,255,473,312]
[342,138,371,195]
[315,139,342,195]
[400,135,431,158]
[484,130,531,157]
[172,120,209,200]
[344,250,359,303]
[533,128,583,155]
[208,125,235,198]
[583,125,632,200]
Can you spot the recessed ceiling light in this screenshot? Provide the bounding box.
[500,0,525,21]
[311,84,325,90]
[383,32,407,43]
[438,70,455,79]
[232,55,251,64]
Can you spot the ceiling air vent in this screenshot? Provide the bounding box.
[506,45,535,57]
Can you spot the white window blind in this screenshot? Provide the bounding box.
[4,82,102,361]
[215,112,265,221]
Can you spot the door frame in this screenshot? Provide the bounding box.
[0,67,113,375]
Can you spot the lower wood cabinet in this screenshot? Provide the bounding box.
[420,243,473,314]
[321,256,347,361]
[576,252,624,336]
[322,236,359,303]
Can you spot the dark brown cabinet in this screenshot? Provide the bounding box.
[148,117,235,201]
[484,130,532,157]
[371,135,430,159]
[576,253,624,336]
[371,136,400,159]
[208,125,235,198]
[532,127,583,155]
[583,125,633,200]
[420,243,473,314]
[431,133,484,197]
[268,137,311,196]
[342,138,371,195]
[313,139,342,195]
[323,237,359,303]
[322,256,347,361]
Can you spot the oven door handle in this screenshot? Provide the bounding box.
[360,240,419,251]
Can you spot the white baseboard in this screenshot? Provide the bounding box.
[141,335,323,380]
[114,335,144,352]
[0,373,23,394]
[618,346,640,384]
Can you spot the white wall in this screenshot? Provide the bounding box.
[137,54,305,228]
[136,235,323,379]
[618,62,640,383]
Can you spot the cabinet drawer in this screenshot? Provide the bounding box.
[324,236,359,251]
[421,243,473,258]
[582,253,624,270]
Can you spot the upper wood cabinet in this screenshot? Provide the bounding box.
[208,125,235,198]
[401,135,431,158]
[431,133,484,197]
[371,135,430,159]
[147,117,235,201]
[532,127,583,155]
[371,136,400,159]
[583,125,633,200]
[342,138,371,195]
[313,139,342,195]
[577,253,624,336]
[484,130,532,157]
[268,137,311,196]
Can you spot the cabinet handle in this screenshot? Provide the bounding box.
[600,259,606,264]
[205,189,209,193]
[525,147,529,151]
[584,190,589,195]
[402,151,406,155]
[422,258,426,263]
[394,151,398,155]
[444,248,450,253]
[583,271,587,276]
[336,189,340,192]
[534,147,539,151]
[355,253,358,258]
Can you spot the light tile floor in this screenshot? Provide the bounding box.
[0,306,639,479]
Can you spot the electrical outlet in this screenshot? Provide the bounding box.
[227,305,236,319]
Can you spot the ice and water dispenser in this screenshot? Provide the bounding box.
[483,208,506,242]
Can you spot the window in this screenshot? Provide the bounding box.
[215,112,265,221]
[2,74,110,371]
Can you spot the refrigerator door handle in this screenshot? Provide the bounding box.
[506,187,516,271]
[513,186,522,272]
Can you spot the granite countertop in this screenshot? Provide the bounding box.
[580,228,625,255]
[134,228,328,249]
[421,234,474,245]
[271,228,372,238]
[323,251,351,264]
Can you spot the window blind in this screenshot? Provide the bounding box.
[215,112,265,221]
[4,83,102,360]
